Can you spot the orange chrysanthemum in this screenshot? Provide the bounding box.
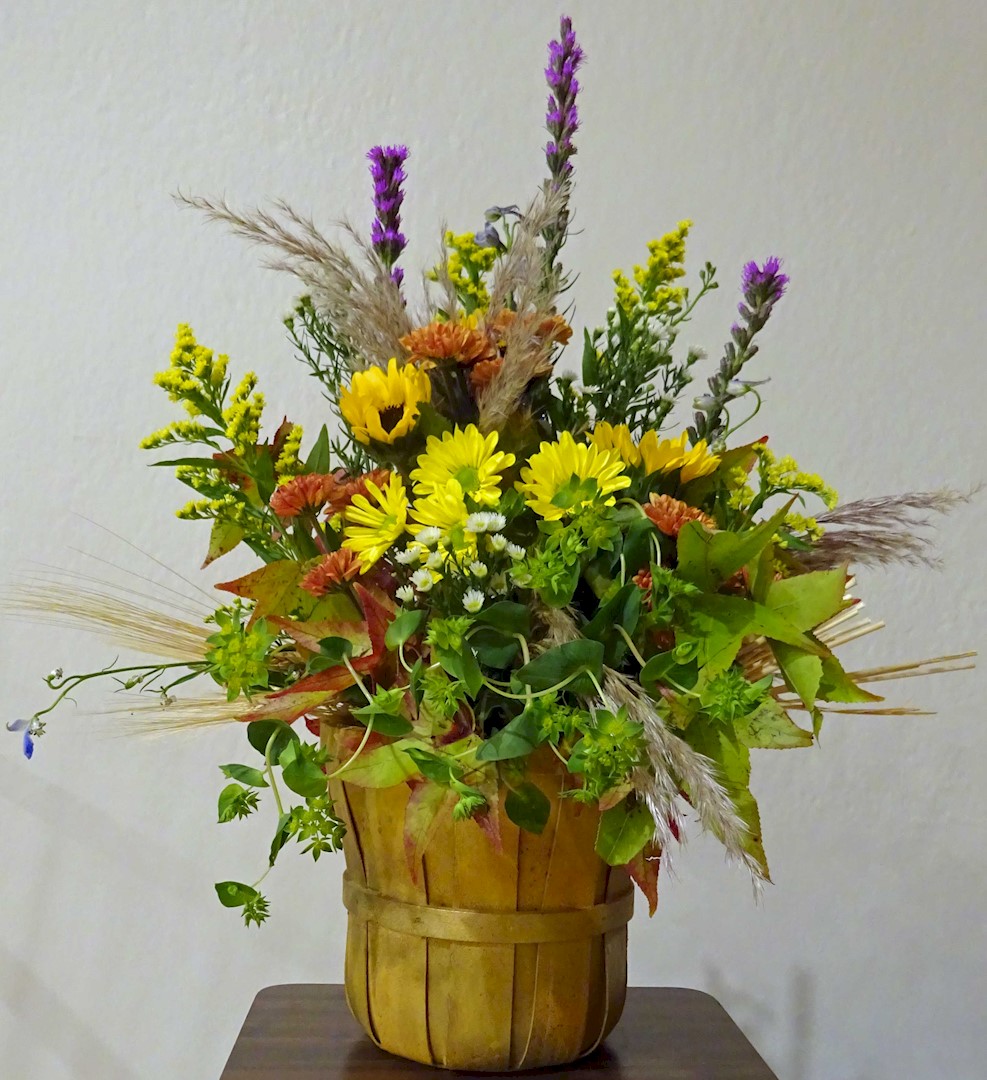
[644,494,716,537]
[469,357,503,394]
[300,548,363,597]
[324,469,392,515]
[269,473,337,519]
[486,309,573,349]
[400,320,497,367]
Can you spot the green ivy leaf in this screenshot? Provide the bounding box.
[269,811,293,867]
[474,601,531,637]
[403,746,461,786]
[214,881,259,909]
[470,627,519,669]
[217,782,259,823]
[282,756,329,799]
[247,720,299,761]
[384,608,427,651]
[515,639,605,695]
[316,636,355,665]
[582,584,642,667]
[219,763,269,788]
[475,708,545,762]
[594,798,655,866]
[504,781,551,834]
[433,642,483,697]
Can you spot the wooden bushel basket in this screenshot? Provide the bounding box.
[328,750,634,1071]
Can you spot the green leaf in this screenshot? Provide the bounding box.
[336,739,420,787]
[202,518,244,568]
[582,584,641,667]
[384,608,427,651]
[594,798,655,866]
[474,601,531,637]
[316,636,355,665]
[515,639,605,695]
[247,720,299,761]
[269,811,292,867]
[403,747,460,786]
[253,450,276,504]
[219,763,269,788]
[217,783,256,823]
[772,642,824,709]
[282,756,328,799]
[304,424,331,473]
[434,643,483,697]
[620,515,659,577]
[763,568,850,632]
[470,627,519,669]
[475,708,545,762]
[581,327,600,385]
[737,699,813,749]
[216,561,307,626]
[677,500,792,590]
[504,781,551,834]
[149,456,227,469]
[818,654,883,704]
[639,651,699,691]
[536,559,581,609]
[683,717,769,879]
[214,881,259,909]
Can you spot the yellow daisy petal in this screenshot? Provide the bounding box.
[342,474,409,571]
[517,432,631,521]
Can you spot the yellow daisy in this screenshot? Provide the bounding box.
[638,430,720,482]
[409,479,477,556]
[410,424,515,507]
[587,422,641,468]
[342,473,409,571]
[518,432,631,521]
[339,358,431,445]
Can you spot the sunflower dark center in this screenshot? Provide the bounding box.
[378,404,405,433]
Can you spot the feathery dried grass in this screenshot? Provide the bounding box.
[537,606,766,884]
[479,188,568,432]
[101,694,250,736]
[803,489,975,570]
[176,193,413,368]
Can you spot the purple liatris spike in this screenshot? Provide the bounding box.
[366,145,409,273]
[545,15,585,186]
[741,256,789,304]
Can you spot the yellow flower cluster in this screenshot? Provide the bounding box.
[140,420,211,451]
[176,493,252,526]
[588,422,719,483]
[612,221,691,318]
[428,231,499,313]
[275,424,304,477]
[222,373,265,456]
[757,446,838,510]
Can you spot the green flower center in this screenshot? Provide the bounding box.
[453,465,480,493]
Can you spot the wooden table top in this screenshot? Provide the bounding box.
[220,984,778,1079]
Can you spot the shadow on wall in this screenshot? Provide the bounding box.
[0,943,142,1080]
[701,963,870,1080]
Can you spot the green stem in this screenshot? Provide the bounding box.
[326,717,375,781]
[614,625,647,668]
[343,655,374,704]
[264,729,285,817]
[38,662,196,719]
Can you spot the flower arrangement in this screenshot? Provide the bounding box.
[8,15,972,934]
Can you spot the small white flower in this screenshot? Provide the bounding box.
[396,585,415,603]
[48,667,63,682]
[426,550,445,570]
[487,533,508,553]
[506,543,526,561]
[468,560,488,579]
[486,513,506,532]
[411,569,434,592]
[465,512,492,533]
[394,547,421,565]
[490,572,508,594]
[415,526,442,547]
[462,589,485,614]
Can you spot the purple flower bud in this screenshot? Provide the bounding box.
[544,15,585,187]
[741,256,789,303]
[367,145,410,281]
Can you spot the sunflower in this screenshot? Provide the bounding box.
[342,473,409,570]
[339,358,431,445]
[518,431,630,521]
[410,424,515,507]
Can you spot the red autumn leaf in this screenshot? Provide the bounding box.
[625,842,662,917]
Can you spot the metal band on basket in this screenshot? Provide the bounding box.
[342,872,634,945]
